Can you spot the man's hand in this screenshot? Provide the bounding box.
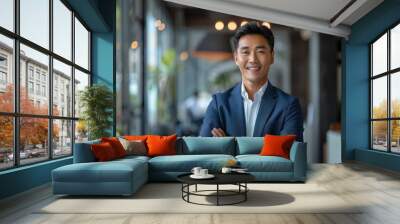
[211,128,226,137]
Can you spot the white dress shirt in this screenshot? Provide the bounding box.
[241,81,268,137]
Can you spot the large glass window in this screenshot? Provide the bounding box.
[0,35,14,113]
[53,0,72,60]
[20,44,49,116]
[0,116,13,170]
[0,1,91,170]
[370,23,400,153]
[20,0,49,49]
[0,0,14,32]
[53,59,72,117]
[74,18,89,70]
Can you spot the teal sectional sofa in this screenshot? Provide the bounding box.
[52,137,307,196]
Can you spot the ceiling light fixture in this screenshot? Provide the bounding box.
[215,21,224,31]
[227,21,237,31]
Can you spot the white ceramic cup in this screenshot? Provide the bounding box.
[221,167,232,174]
[200,169,208,176]
[191,167,202,176]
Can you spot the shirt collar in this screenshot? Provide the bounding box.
[241,81,269,100]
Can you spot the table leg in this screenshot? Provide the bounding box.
[195,184,197,192]
[245,183,247,201]
[217,184,219,206]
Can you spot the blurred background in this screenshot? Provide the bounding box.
[115,0,342,163]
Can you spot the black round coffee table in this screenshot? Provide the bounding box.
[177,172,255,206]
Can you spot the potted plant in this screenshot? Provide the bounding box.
[79,84,113,140]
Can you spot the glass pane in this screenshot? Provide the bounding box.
[0,34,14,112]
[391,24,400,70]
[20,44,49,115]
[74,69,89,118]
[372,33,387,76]
[372,77,387,119]
[75,120,88,143]
[391,72,400,118]
[20,117,49,165]
[53,119,72,158]
[0,0,14,31]
[372,121,388,151]
[74,17,89,70]
[53,59,72,117]
[391,120,400,153]
[20,0,49,49]
[53,0,72,60]
[0,116,13,170]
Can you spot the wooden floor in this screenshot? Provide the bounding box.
[1,162,400,224]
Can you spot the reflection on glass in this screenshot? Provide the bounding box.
[20,117,49,165]
[372,77,387,119]
[0,116,13,170]
[20,0,49,49]
[372,33,387,76]
[372,121,388,151]
[53,0,72,60]
[20,44,49,115]
[74,17,89,70]
[74,69,89,118]
[0,34,14,112]
[53,59,72,117]
[391,120,400,153]
[391,24,400,70]
[75,120,88,143]
[391,72,400,118]
[0,0,14,31]
[53,119,72,157]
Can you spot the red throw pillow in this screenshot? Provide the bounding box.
[91,142,117,161]
[124,135,148,141]
[101,137,127,158]
[260,134,296,159]
[146,134,177,157]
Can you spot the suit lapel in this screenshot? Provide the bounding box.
[253,84,277,137]
[230,84,246,136]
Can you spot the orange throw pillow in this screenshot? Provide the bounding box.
[91,142,117,161]
[101,137,127,158]
[259,134,296,159]
[124,135,148,141]
[146,134,177,157]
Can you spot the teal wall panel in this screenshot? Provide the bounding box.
[344,0,400,171]
[0,158,72,199]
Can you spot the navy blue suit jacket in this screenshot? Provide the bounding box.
[199,83,304,141]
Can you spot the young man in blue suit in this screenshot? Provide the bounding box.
[199,22,304,141]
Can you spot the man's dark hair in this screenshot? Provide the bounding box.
[231,21,274,52]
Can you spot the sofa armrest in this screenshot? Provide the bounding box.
[73,140,100,163]
[289,141,307,181]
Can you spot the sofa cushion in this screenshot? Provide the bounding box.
[236,137,263,155]
[101,137,127,158]
[148,154,235,172]
[119,138,147,156]
[236,155,293,172]
[181,137,235,155]
[260,135,296,159]
[91,142,118,161]
[147,134,177,157]
[52,159,147,183]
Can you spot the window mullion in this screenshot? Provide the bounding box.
[71,10,76,154]
[13,0,20,167]
[49,0,53,160]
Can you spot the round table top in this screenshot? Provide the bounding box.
[177,172,255,185]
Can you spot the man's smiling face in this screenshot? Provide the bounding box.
[234,34,274,85]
